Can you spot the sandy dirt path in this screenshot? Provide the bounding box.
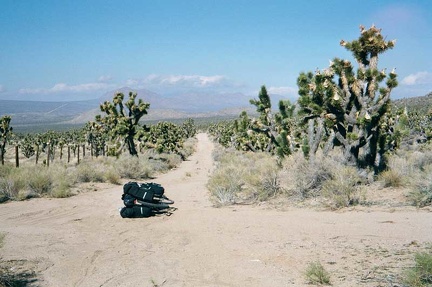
[1,133,432,287]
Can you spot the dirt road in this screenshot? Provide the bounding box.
[1,133,431,286]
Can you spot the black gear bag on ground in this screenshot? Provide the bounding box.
[119,206,152,218]
[120,181,175,218]
[123,181,165,203]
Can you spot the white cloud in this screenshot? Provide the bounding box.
[267,86,297,96]
[0,84,5,93]
[19,82,115,94]
[401,71,432,85]
[126,74,230,89]
[98,75,113,83]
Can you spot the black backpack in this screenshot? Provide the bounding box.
[123,181,165,203]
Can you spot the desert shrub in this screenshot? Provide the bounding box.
[281,152,333,198]
[407,181,432,208]
[243,153,281,201]
[0,262,36,287]
[113,154,152,179]
[74,161,105,183]
[403,252,432,287]
[50,179,73,198]
[207,165,244,207]
[27,167,53,195]
[378,169,404,188]
[322,165,364,209]
[0,166,19,201]
[409,149,432,171]
[0,179,17,202]
[179,137,197,159]
[0,232,5,248]
[104,169,121,185]
[208,149,283,206]
[304,261,331,285]
[151,153,182,170]
[380,152,416,188]
[211,146,231,163]
[0,165,12,178]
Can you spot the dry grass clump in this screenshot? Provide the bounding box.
[0,232,5,249]
[74,159,108,183]
[243,153,281,201]
[383,147,432,207]
[281,151,333,198]
[403,252,432,287]
[180,137,197,159]
[207,148,282,206]
[322,165,365,209]
[207,165,244,207]
[304,261,331,285]
[27,167,53,195]
[280,149,369,208]
[146,152,183,171]
[378,169,404,188]
[0,177,24,202]
[407,178,432,208]
[115,154,153,179]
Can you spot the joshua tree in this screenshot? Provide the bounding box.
[96,91,150,156]
[85,121,108,157]
[0,115,13,165]
[249,85,296,157]
[297,25,398,172]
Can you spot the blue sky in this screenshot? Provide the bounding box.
[0,0,431,102]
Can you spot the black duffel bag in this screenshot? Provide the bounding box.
[119,206,153,218]
[123,182,165,203]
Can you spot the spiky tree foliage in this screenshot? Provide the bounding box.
[20,134,36,158]
[0,115,13,165]
[85,121,108,157]
[41,131,60,161]
[207,120,236,148]
[140,121,184,154]
[297,25,398,172]
[96,91,150,156]
[231,111,270,152]
[181,118,197,139]
[249,85,296,156]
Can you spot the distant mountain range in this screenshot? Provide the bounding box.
[2,87,430,130]
[0,87,261,128]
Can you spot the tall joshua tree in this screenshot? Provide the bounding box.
[96,91,150,156]
[0,115,13,165]
[297,25,398,172]
[249,85,296,157]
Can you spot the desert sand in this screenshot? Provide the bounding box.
[1,133,431,286]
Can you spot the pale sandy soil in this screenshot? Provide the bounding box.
[1,133,431,287]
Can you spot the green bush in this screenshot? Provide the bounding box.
[403,252,432,287]
[304,261,331,285]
